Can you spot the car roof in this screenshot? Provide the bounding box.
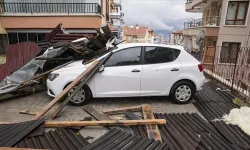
[116,43,184,50]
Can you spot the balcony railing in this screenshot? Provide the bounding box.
[0,2,101,14]
[186,0,192,3]
[184,17,221,28]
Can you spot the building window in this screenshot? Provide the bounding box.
[28,33,37,42]
[144,47,180,64]
[37,33,46,41]
[18,33,27,43]
[105,47,142,67]
[8,33,18,45]
[225,1,249,25]
[220,42,241,63]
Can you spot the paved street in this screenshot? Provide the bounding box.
[0,90,201,141]
[0,91,200,122]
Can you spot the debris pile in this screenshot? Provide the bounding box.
[0,23,117,101]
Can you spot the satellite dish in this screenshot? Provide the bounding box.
[196,30,205,46]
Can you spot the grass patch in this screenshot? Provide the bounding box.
[233,98,250,107]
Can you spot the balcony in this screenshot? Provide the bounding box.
[184,17,221,29]
[0,2,101,15]
[185,0,209,12]
[110,12,121,19]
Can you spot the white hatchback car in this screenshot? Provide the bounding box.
[47,43,205,105]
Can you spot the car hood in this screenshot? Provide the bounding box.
[51,60,95,75]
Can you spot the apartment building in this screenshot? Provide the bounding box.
[170,30,184,46]
[108,0,124,39]
[0,0,113,54]
[185,0,250,61]
[123,25,154,43]
[185,0,250,93]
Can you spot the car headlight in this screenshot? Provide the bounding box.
[48,73,59,81]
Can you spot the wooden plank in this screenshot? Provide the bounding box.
[83,105,114,130]
[19,110,38,115]
[124,111,148,137]
[32,61,99,120]
[0,148,47,150]
[50,61,100,119]
[142,104,162,142]
[83,106,134,134]
[44,119,166,128]
[83,105,110,120]
[103,105,142,115]
[124,111,142,120]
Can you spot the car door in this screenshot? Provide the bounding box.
[93,47,142,97]
[141,46,183,96]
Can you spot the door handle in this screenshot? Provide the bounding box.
[171,68,179,71]
[132,69,140,72]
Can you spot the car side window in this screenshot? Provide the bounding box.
[144,47,180,64]
[105,47,142,67]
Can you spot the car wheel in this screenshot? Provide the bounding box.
[170,81,195,104]
[68,85,91,106]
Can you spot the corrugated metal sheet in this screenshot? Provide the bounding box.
[17,128,89,150]
[197,133,242,150]
[154,113,223,150]
[128,112,243,150]
[0,119,44,147]
[51,34,93,43]
[44,24,63,41]
[81,128,171,150]
[193,102,239,121]
[0,42,41,80]
[194,82,234,103]
[211,121,250,150]
[194,82,239,121]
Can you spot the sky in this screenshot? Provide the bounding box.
[122,0,202,32]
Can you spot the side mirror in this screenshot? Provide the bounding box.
[99,65,105,72]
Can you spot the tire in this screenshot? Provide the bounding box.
[170,81,195,104]
[67,85,91,106]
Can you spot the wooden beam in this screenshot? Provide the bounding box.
[51,52,112,119]
[50,61,101,119]
[0,148,47,150]
[83,105,111,120]
[83,105,115,130]
[103,105,142,115]
[142,104,162,142]
[19,110,38,115]
[32,61,99,120]
[44,119,166,128]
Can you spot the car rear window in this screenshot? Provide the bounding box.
[144,47,180,64]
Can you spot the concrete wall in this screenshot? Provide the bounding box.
[217,0,250,47]
[0,16,102,29]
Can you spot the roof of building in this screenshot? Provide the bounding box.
[123,26,149,36]
[172,30,183,35]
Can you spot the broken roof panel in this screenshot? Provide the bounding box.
[81,128,170,150]
[0,119,44,147]
[17,128,89,150]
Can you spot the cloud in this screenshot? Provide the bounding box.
[122,0,202,31]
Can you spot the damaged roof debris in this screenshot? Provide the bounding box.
[0,23,250,150]
[0,23,115,101]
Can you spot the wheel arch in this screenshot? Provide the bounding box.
[63,82,93,98]
[170,79,196,94]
